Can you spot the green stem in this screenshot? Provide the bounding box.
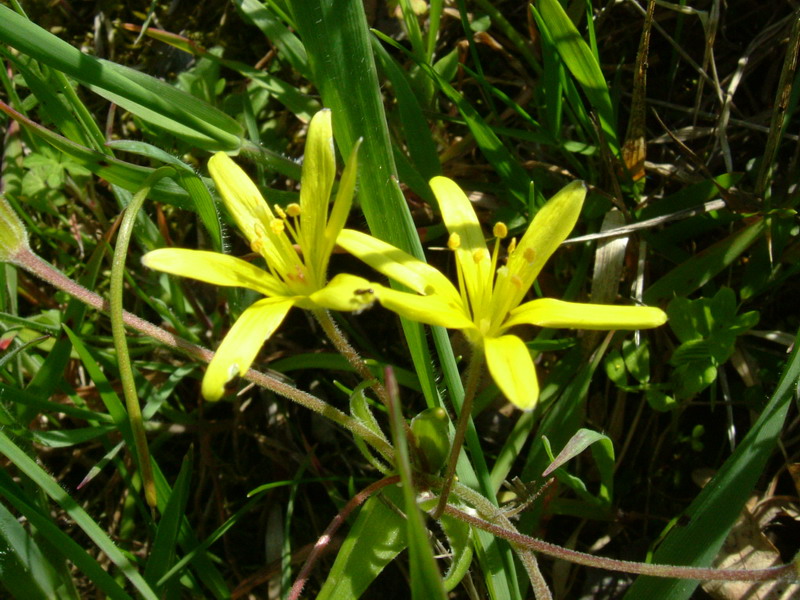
[432,347,484,519]
[109,166,175,509]
[313,308,390,406]
[10,248,395,462]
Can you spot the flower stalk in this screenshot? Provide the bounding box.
[110,166,176,508]
[7,247,395,461]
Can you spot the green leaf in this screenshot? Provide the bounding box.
[535,0,619,154]
[316,485,407,600]
[0,500,69,600]
[0,430,158,599]
[624,327,800,599]
[144,450,194,593]
[644,220,766,304]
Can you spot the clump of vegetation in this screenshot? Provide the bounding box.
[1,1,799,599]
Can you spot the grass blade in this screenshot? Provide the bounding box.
[624,327,800,598]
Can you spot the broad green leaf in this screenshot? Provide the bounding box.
[0,500,69,600]
[316,486,407,600]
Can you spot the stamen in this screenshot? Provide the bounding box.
[274,204,287,219]
[448,232,461,250]
[507,237,517,254]
[511,274,523,289]
[472,248,487,264]
[286,203,301,218]
[493,222,508,239]
[270,218,285,235]
[523,248,535,264]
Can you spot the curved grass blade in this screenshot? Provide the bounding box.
[373,30,530,208]
[643,219,766,305]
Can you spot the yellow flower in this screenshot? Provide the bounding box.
[143,109,374,400]
[338,177,666,410]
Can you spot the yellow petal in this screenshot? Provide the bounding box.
[494,181,586,315]
[337,229,461,304]
[324,138,361,263]
[142,248,287,297]
[209,152,298,274]
[505,298,668,330]
[307,273,377,312]
[203,297,296,401]
[430,176,492,314]
[484,335,540,410]
[300,109,336,276]
[372,284,476,330]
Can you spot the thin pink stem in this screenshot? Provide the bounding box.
[288,475,401,600]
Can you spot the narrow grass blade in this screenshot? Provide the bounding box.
[234,0,310,78]
[0,4,242,150]
[535,0,619,155]
[144,449,194,592]
[0,500,69,600]
[624,327,800,598]
[385,370,447,600]
[129,25,319,122]
[0,430,158,599]
[644,219,765,304]
[0,101,196,207]
[373,30,530,208]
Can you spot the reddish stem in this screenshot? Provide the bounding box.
[288,475,401,599]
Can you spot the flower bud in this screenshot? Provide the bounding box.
[410,407,451,474]
[0,196,29,262]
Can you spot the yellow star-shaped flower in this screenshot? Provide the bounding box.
[143,109,374,400]
[338,177,666,410]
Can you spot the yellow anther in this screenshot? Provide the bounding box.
[510,274,523,289]
[523,247,536,264]
[493,222,508,239]
[250,239,264,254]
[270,218,285,234]
[507,238,517,254]
[274,204,287,219]
[472,248,487,264]
[286,203,301,218]
[448,232,461,250]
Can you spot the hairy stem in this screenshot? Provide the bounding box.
[432,348,484,519]
[10,247,395,461]
[109,167,175,508]
[312,308,390,406]
[442,500,799,583]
